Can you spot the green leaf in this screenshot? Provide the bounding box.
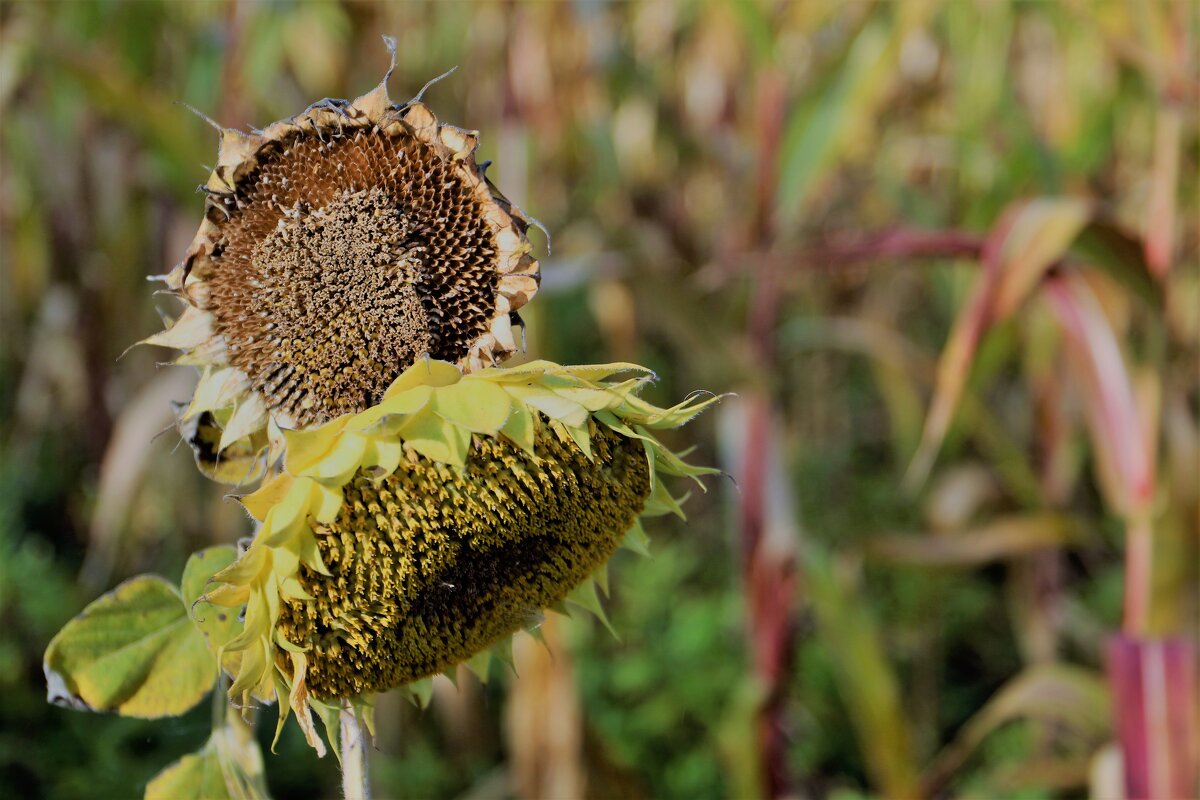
[145,716,268,800]
[145,747,231,800]
[777,21,889,221]
[311,698,343,765]
[566,577,617,638]
[805,548,920,799]
[401,677,434,710]
[182,546,243,654]
[622,519,652,557]
[44,575,217,718]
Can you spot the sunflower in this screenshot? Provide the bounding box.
[144,41,717,756]
[144,42,539,481]
[199,358,717,753]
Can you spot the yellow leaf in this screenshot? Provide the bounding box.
[284,417,351,473]
[383,358,462,398]
[399,409,470,467]
[309,482,344,525]
[304,432,368,482]
[238,473,296,521]
[357,384,434,428]
[44,576,215,719]
[363,437,402,479]
[260,478,316,547]
[140,306,215,351]
[500,403,537,457]
[504,385,589,427]
[219,393,268,452]
[434,379,512,432]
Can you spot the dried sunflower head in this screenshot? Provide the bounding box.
[144,46,539,479]
[198,358,717,752]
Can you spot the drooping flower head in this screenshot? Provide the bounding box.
[145,41,539,478]
[200,359,717,752]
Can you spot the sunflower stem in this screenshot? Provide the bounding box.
[339,701,371,800]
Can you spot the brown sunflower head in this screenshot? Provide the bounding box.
[146,42,540,457]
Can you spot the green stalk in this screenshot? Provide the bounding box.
[340,701,371,800]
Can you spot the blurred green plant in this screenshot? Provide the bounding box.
[2,0,1196,798]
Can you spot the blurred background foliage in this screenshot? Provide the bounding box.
[1,1,1196,798]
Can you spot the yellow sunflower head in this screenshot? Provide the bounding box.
[197,359,717,753]
[144,42,539,480]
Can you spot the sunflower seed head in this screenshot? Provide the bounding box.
[276,421,650,698]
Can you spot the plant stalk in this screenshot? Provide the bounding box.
[1123,511,1154,635]
[340,701,371,800]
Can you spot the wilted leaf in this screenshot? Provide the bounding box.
[1144,107,1182,277]
[863,513,1084,568]
[909,198,1097,490]
[178,409,267,486]
[992,198,1092,320]
[44,575,216,718]
[140,305,214,351]
[219,393,268,452]
[145,715,268,800]
[1044,273,1154,516]
[921,664,1111,796]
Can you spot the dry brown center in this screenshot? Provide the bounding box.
[245,188,430,423]
[206,131,501,426]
